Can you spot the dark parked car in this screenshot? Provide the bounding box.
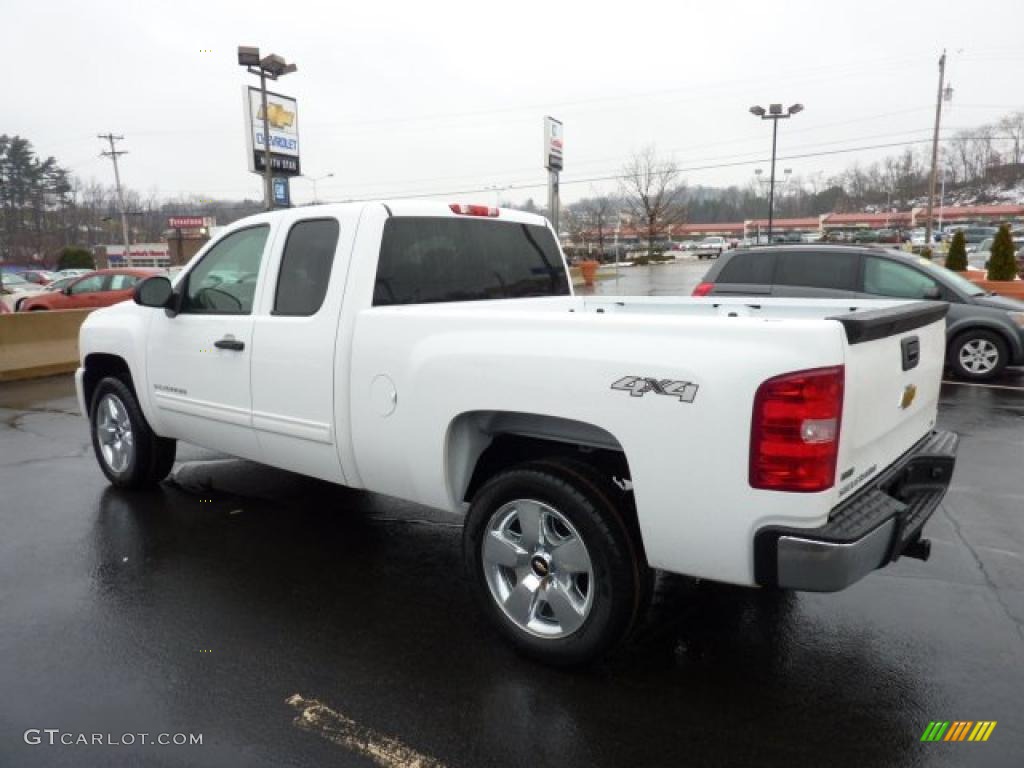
[851,229,880,243]
[693,245,1024,380]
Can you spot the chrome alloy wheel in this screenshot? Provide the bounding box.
[959,338,1000,374]
[95,393,134,473]
[481,499,594,639]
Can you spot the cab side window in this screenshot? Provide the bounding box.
[864,257,940,299]
[70,275,106,294]
[181,226,269,315]
[273,219,339,316]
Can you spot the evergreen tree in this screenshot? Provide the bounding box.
[987,224,1018,281]
[57,247,95,270]
[945,231,967,271]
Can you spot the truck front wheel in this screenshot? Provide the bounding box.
[89,376,176,489]
[463,460,650,666]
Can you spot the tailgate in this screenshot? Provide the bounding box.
[832,302,949,500]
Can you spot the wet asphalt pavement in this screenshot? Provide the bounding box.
[2,269,1023,767]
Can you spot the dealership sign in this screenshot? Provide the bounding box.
[167,216,215,229]
[244,86,301,177]
[544,116,563,172]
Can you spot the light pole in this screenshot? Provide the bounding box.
[238,46,297,211]
[924,51,953,247]
[302,172,334,205]
[749,103,803,242]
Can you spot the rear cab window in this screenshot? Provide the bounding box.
[273,218,340,316]
[373,217,569,306]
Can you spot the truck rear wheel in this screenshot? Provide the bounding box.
[89,376,176,489]
[463,459,650,666]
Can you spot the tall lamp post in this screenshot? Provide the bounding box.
[302,172,334,205]
[749,103,803,242]
[238,46,297,211]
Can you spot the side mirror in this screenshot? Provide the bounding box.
[133,276,174,309]
[63,286,72,296]
[923,286,942,301]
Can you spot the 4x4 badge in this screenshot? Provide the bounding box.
[611,376,698,403]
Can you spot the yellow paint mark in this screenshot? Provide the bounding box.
[286,694,446,768]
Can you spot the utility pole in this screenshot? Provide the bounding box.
[924,51,947,249]
[99,133,132,258]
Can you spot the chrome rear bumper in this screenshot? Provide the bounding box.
[754,430,958,592]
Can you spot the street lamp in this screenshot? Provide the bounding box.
[302,172,334,205]
[238,45,298,211]
[749,103,803,242]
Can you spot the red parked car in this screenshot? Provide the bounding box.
[19,268,162,311]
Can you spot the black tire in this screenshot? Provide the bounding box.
[948,329,1009,381]
[463,459,651,666]
[89,376,176,489]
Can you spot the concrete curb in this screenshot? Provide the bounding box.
[0,309,93,382]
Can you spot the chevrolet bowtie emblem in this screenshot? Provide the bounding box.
[900,384,918,410]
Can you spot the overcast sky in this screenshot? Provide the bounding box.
[4,0,1023,207]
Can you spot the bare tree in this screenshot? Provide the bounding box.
[580,192,615,258]
[998,112,1024,166]
[619,146,685,256]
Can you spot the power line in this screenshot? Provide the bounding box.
[324,137,968,204]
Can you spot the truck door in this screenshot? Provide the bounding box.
[145,225,270,460]
[249,214,353,484]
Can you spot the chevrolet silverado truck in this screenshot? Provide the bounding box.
[76,201,958,665]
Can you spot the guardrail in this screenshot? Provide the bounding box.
[0,309,93,382]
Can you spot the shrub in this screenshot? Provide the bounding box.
[57,247,95,271]
[919,246,933,260]
[944,231,967,271]
[633,256,650,266]
[987,224,1017,281]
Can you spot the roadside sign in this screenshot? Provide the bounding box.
[272,177,291,207]
[244,86,301,177]
[544,116,563,172]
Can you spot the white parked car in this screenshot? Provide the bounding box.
[0,272,47,311]
[75,200,958,665]
[693,236,728,259]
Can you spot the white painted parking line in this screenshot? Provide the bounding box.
[287,694,446,768]
[941,380,1024,392]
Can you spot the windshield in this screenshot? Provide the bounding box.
[915,257,986,296]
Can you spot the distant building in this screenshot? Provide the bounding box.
[97,243,170,269]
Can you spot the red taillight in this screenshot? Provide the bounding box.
[750,366,844,493]
[692,281,713,297]
[449,203,499,217]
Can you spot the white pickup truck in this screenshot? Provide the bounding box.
[76,201,958,665]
